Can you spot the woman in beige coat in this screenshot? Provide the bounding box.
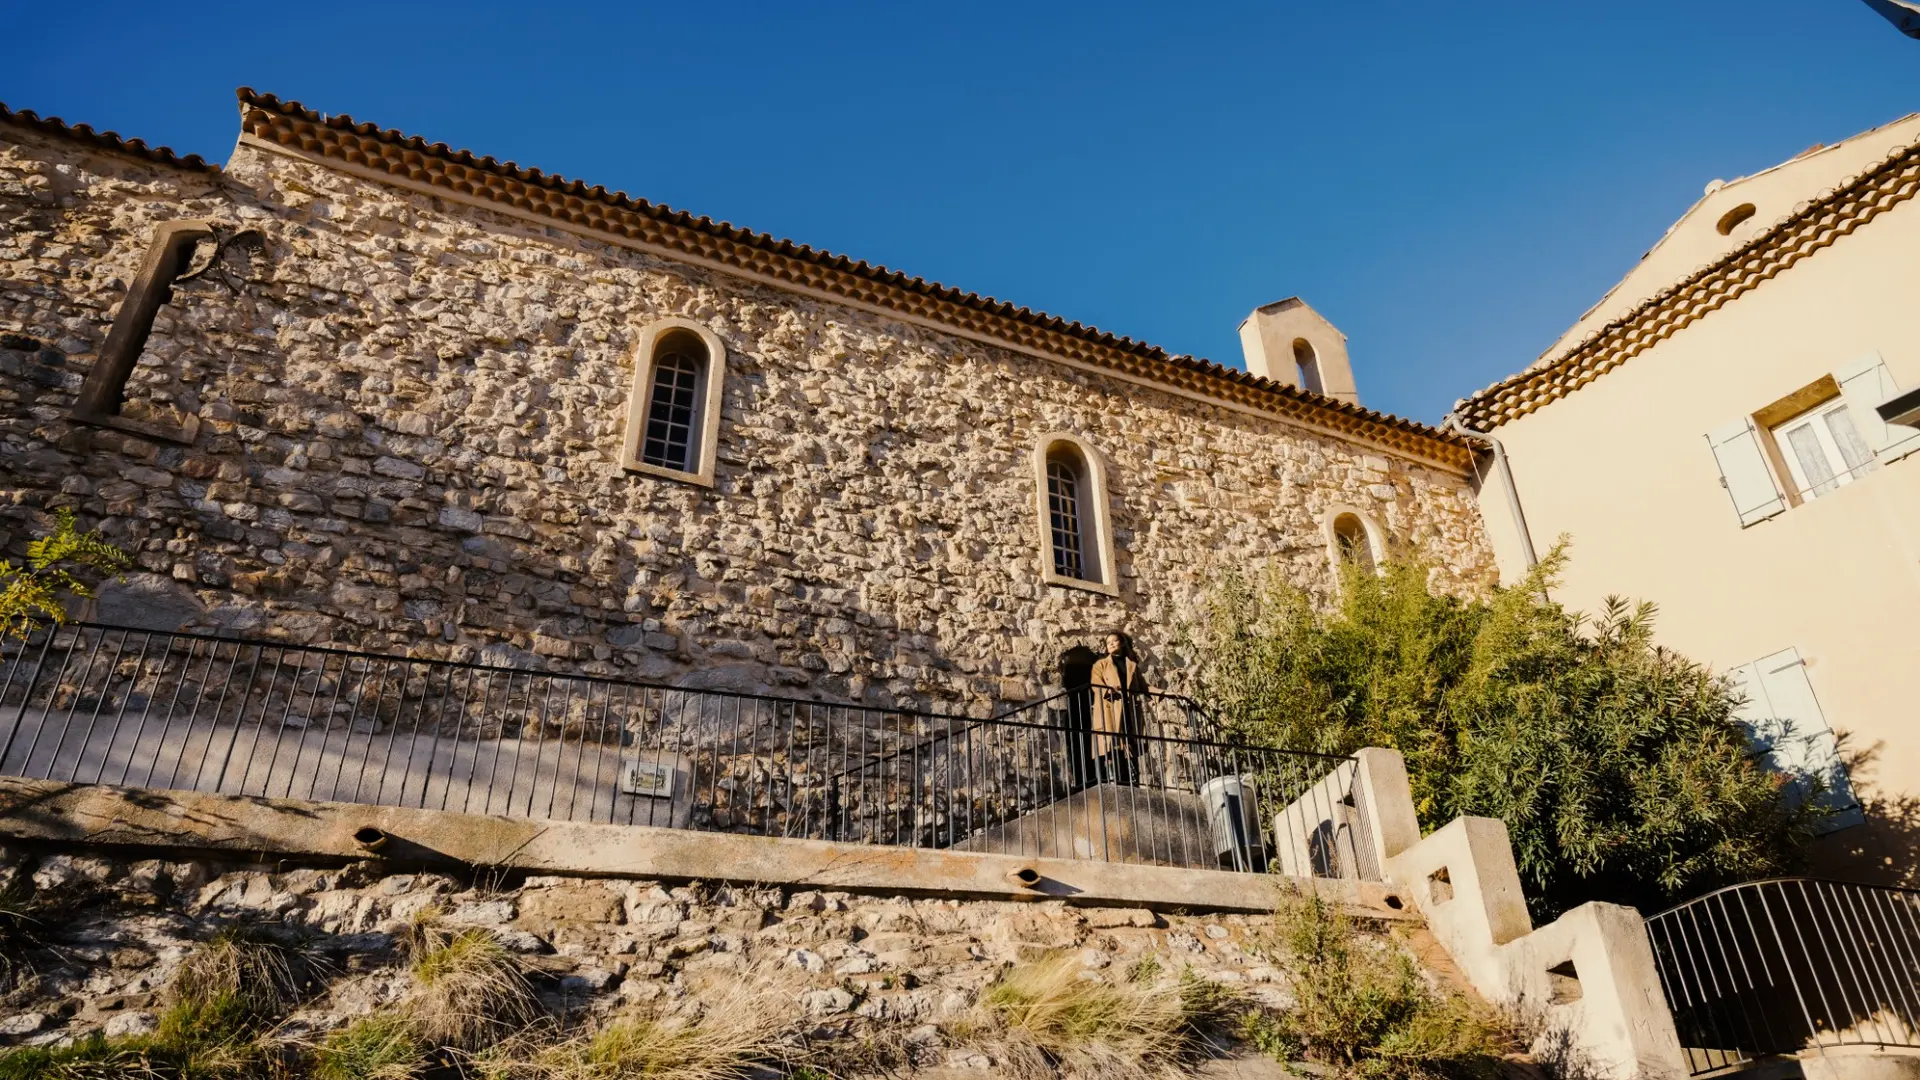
[1088,631,1146,784]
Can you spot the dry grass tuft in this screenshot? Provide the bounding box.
[969,950,1227,1080]
[310,1013,430,1080]
[405,918,542,1053]
[168,925,318,1022]
[472,986,792,1080]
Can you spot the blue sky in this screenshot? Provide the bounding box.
[8,1,1918,422]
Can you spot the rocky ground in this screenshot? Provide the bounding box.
[0,844,1330,1076]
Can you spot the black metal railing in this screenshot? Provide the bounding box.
[1647,877,1920,1076]
[0,622,1364,877]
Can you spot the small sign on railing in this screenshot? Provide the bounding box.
[619,759,675,799]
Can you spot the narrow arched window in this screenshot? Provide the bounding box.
[1034,435,1118,595]
[622,319,728,486]
[1046,456,1088,580]
[642,344,704,471]
[1294,338,1325,396]
[1327,509,1383,578]
[1333,514,1374,573]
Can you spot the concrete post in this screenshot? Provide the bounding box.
[1352,747,1421,865]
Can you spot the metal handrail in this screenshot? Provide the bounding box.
[0,621,1368,879]
[1646,876,1920,1076]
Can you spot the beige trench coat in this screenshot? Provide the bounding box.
[1088,655,1147,756]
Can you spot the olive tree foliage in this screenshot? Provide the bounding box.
[0,509,131,640]
[1190,545,1823,918]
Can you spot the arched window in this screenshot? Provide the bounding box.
[1294,338,1324,396]
[1325,508,1384,578]
[1034,435,1118,595]
[1046,455,1089,580]
[622,318,728,485]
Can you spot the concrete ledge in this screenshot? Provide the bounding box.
[0,777,1415,917]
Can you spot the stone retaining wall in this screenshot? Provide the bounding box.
[0,844,1303,1065]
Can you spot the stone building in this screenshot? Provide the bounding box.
[0,90,1494,713]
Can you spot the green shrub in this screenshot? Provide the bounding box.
[1191,545,1823,917]
[1251,889,1508,1080]
[0,508,130,639]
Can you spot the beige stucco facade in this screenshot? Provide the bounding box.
[1464,116,1920,880]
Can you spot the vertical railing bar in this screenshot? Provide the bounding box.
[455,662,487,813]
[259,644,313,797]
[781,698,801,840]
[30,626,106,780]
[116,632,179,787]
[420,661,460,811]
[1826,880,1899,1047]
[1860,886,1920,1039]
[1835,882,1905,1044]
[600,680,630,826]
[199,640,262,795]
[288,651,344,801]
[1672,905,1735,1068]
[231,644,290,796]
[94,630,157,786]
[0,628,64,775]
[473,668,508,815]
[1809,879,1879,1046]
[343,658,392,805]
[322,654,373,803]
[1874,888,1920,1038]
[564,678,595,822]
[1704,890,1769,1062]
[542,678,578,820]
[64,628,131,783]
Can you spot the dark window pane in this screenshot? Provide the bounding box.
[1047,459,1088,580]
[642,350,703,471]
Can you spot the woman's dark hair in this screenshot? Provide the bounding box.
[1106,630,1134,657]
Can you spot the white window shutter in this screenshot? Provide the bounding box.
[1835,351,1920,463]
[1706,419,1786,526]
[1729,648,1864,833]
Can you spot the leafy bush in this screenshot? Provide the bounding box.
[0,508,130,639]
[1248,889,1509,1080]
[1192,546,1822,917]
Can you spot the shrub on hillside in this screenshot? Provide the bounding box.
[1191,544,1825,918]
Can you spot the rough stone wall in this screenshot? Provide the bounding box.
[0,122,1496,712]
[0,845,1299,1061]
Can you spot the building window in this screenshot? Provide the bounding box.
[1033,434,1118,596]
[1324,507,1385,579]
[622,318,728,486]
[1770,400,1876,501]
[1294,338,1325,396]
[642,348,703,471]
[1707,353,1920,527]
[1046,457,1088,579]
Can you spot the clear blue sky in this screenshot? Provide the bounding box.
[8,1,1918,422]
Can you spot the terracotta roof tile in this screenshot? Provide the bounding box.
[0,101,219,174]
[233,88,1470,468]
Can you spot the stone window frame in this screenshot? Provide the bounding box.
[1324,505,1387,578]
[620,317,728,487]
[1033,433,1119,597]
